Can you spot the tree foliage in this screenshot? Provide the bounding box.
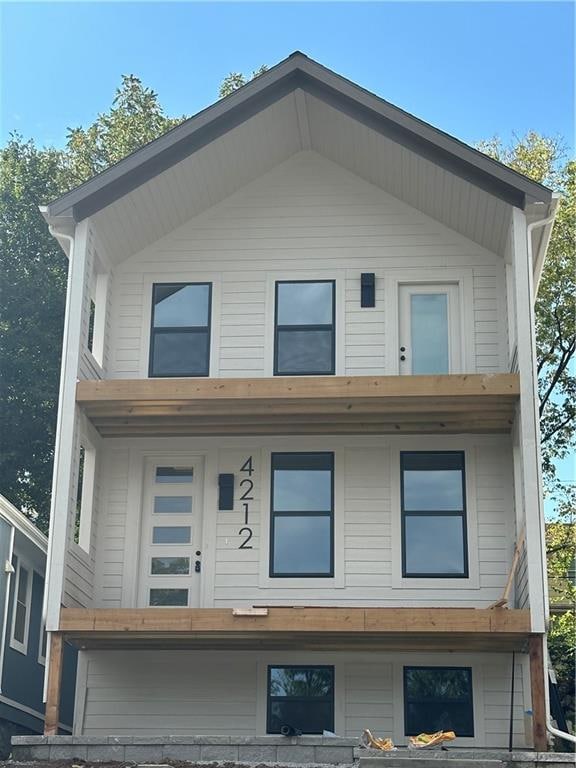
[219,65,268,98]
[0,76,185,532]
[477,133,575,512]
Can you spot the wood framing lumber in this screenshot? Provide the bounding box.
[529,635,548,751]
[489,528,526,609]
[59,606,530,635]
[76,374,520,437]
[44,633,63,736]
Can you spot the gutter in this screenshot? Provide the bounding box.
[531,195,560,296]
[41,221,76,700]
[526,210,575,746]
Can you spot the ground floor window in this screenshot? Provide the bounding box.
[267,665,334,734]
[404,666,474,736]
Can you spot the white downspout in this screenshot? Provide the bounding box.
[526,212,576,746]
[42,225,75,704]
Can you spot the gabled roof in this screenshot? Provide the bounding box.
[45,51,552,224]
[0,494,47,553]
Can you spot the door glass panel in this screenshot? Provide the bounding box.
[152,526,191,544]
[156,467,194,483]
[151,557,190,575]
[410,293,449,374]
[149,588,188,606]
[153,496,192,514]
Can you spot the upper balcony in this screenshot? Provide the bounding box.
[76,373,519,438]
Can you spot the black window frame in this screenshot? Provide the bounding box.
[274,280,336,376]
[403,665,474,737]
[270,452,334,578]
[401,451,468,579]
[267,664,335,735]
[149,282,212,378]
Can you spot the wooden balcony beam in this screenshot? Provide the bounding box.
[59,607,531,652]
[76,374,520,437]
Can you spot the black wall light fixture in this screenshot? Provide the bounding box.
[361,273,375,307]
[218,473,234,510]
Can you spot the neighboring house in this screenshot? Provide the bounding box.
[38,53,558,750]
[0,495,75,757]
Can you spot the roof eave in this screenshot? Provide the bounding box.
[44,52,554,223]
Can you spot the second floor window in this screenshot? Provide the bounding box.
[401,451,468,578]
[149,283,211,377]
[274,281,335,375]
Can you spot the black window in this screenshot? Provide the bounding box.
[149,283,211,377]
[404,667,474,736]
[270,453,333,577]
[401,452,468,578]
[267,665,334,734]
[274,281,335,375]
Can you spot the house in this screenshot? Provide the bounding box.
[0,495,75,757]
[27,52,561,758]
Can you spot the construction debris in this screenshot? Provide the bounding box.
[361,729,396,751]
[407,730,456,748]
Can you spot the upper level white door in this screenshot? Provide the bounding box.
[138,458,204,608]
[398,284,461,375]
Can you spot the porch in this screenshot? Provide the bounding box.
[43,606,547,752]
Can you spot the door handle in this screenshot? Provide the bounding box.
[195,560,201,573]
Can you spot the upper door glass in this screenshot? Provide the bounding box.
[275,281,335,375]
[399,284,460,375]
[150,283,211,377]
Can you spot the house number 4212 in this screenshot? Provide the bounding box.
[238,456,254,549]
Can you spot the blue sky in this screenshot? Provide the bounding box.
[1,2,574,150]
[1,0,574,507]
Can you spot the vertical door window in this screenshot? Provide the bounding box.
[149,283,211,377]
[270,453,334,577]
[142,463,201,607]
[401,452,468,578]
[399,284,460,374]
[274,281,335,375]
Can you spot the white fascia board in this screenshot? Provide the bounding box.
[0,495,47,553]
[43,219,90,631]
[511,207,548,632]
[532,194,560,296]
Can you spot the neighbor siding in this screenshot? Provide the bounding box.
[78,649,529,747]
[107,152,508,380]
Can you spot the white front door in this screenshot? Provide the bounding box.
[138,458,204,608]
[398,283,461,375]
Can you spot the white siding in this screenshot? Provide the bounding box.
[93,448,130,607]
[80,650,258,735]
[107,152,508,380]
[78,649,529,748]
[93,434,515,610]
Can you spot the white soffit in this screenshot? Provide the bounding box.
[88,92,519,263]
[93,93,302,262]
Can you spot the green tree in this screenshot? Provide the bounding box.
[477,134,575,510]
[0,76,185,532]
[219,65,268,98]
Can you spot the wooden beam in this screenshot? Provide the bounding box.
[77,373,520,403]
[44,633,63,736]
[529,635,548,752]
[76,374,519,437]
[60,606,531,636]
